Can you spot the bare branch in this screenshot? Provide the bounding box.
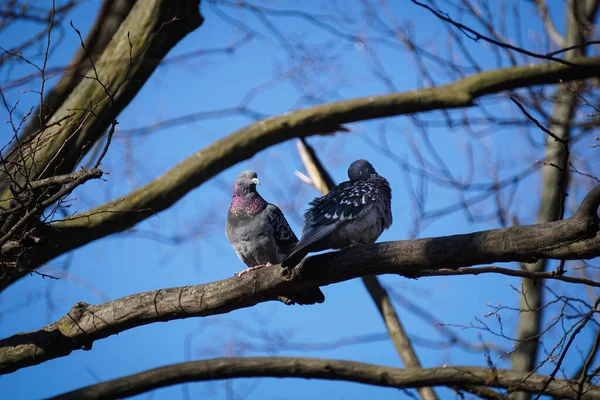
[416,265,600,287]
[0,184,599,374]
[28,168,103,190]
[48,357,600,400]
[0,168,103,249]
[529,0,566,48]
[534,298,600,399]
[410,0,589,66]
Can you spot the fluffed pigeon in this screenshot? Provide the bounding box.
[282,159,392,267]
[226,170,325,305]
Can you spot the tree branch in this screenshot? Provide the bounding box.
[529,0,566,48]
[18,0,136,141]
[410,0,583,66]
[2,55,600,291]
[0,0,203,198]
[47,357,600,400]
[0,184,599,374]
[410,265,600,287]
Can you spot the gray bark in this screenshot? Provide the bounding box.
[47,358,600,400]
[18,0,137,141]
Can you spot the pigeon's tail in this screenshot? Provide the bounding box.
[290,287,325,305]
[281,224,337,268]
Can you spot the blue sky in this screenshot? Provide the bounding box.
[0,1,598,399]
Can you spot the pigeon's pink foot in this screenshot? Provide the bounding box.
[235,262,272,277]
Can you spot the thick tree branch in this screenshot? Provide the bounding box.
[361,275,439,400]
[0,0,203,198]
[18,0,137,141]
[47,357,600,400]
[2,56,600,291]
[296,138,438,400]
[1,184,599,374]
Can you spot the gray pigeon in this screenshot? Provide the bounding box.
[226,170,325,305]
[282,159,392,268]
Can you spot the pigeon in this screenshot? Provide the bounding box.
[282,159,392,268]
[226,170,325,305]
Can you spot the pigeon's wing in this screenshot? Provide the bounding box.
[305,180,378,226]
[282,180,379,266]
[266,204,298,257]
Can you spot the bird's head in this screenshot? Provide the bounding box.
[347,159,377,181]
[233,170,260,196]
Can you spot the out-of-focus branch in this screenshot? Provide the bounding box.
[529,0,566,48]
[295,138,336,193]
[410,0,591,66]
[296,138,438,400]
[361,275,438,400]
[48,357,600,400]
[2,56,599,291]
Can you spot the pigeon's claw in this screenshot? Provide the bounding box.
[234,263,272,277]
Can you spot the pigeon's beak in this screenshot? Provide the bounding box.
[252,178,260,186]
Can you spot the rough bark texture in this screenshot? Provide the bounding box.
[17,0,137,141]
[2,56,600,292]
[512,3,600,398]
[0,184,598,374]
[47,357,600,400]
[0,0,203,200]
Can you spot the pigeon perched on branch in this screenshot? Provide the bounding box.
[282,159,392,268]
[226,170,325,305]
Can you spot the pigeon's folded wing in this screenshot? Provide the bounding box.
[266,204,298,255]
[305,180,379,226]
[282,181,379,266]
